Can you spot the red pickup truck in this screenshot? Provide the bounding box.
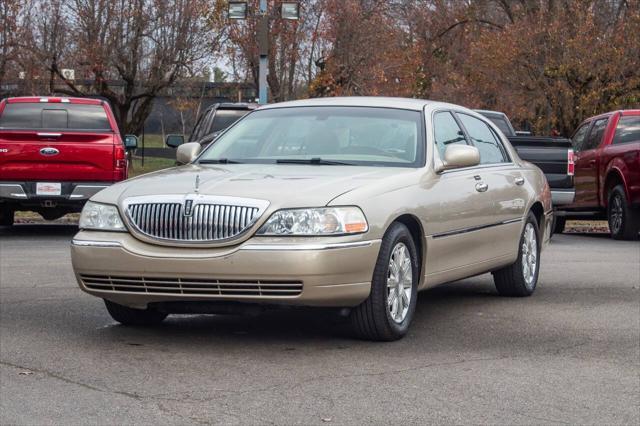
[555,110,640,240]
[0,97,137,226]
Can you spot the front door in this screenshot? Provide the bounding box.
[574,118,608,208]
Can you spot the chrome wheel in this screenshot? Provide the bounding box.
[521,223,538,288]
[387,242,413,323]
[610,194,623,234]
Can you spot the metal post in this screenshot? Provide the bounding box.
[258,0,268,104]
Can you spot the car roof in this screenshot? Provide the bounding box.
[5,96,104,105]
[258,96,466,112]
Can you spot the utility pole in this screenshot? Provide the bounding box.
[228,1,300,105]
[258,0,268,105]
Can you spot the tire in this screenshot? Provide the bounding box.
[607,185,640,240]
[350,222,419,341]
[553,216,566,235]
[104,299,168,326]
[0,207,14,227]
[493,211,540,297]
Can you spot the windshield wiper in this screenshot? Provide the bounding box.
[199,158,243,164]
[276,158,354,165]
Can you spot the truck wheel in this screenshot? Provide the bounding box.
[350,222,419,341]
[553,216,566,235]
[0,208,14,227]
[608,185,640,240]
[104,299,168,326]
[493,212,540,297]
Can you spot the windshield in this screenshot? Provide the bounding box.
[198,106,425,167]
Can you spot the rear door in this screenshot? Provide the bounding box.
[0,101,116,182]
[574,117,608,207]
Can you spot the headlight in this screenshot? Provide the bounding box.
[257,207,368,236]
[79,201,126,231]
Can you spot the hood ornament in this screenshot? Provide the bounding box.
[194,174,200,194]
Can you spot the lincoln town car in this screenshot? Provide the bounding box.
[71,97,552,341]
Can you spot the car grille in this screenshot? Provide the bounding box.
[80,275,303,297]
[123,196,269,243]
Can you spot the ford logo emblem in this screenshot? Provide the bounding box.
[40,147,59,156]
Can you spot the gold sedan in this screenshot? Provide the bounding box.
[71,97,552,341]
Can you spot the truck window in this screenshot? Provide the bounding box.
[583,118,608,151]
[572,123,590,151]
[457,113,508,164]
[612,116,640,145]
[208,110,248,134]
[488,116,513,136]
[0,103,111,131]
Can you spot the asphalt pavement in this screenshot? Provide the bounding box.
[1,224,639,425]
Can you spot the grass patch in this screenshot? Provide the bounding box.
[135,133,186,148]
[129,156,176,177]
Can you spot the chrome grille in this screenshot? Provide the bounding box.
[123,195,269,243]
[80,275,303,297]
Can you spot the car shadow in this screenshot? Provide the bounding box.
[0,223,78,237]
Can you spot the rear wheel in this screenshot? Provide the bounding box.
[350,222,419,341]
[104,299,168,326]
[493,211,540,297]
[0,207,14,227]
[607,185,640,240]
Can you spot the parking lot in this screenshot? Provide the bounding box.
[0,224,638,425]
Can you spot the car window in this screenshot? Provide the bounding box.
[572,123,590,151]
[583,118,608,151]
[0,103,111,130]
[197,110,216,140]
[189,113,206,142]
[199,106,425,168]
[457,113,508,164]
[612,116,640,145]
[209,110,248,133]
[433,111,467,159]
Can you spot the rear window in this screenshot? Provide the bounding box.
[486,116,513,136]
[209,109,249,133]
[613,116,640,145]
[0,103,112,131]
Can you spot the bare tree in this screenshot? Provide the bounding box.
[23,0,218,134]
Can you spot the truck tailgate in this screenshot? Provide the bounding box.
[0,131,115,181]
[508,136,573,189]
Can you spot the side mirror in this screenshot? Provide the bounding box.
[176,142,202,165]
[166,134,185,148]
[435,144,480,173]
[123,135,138,150]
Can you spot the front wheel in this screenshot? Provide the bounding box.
[493,212,540,297]
[350,222,419,341]
[608,185,640,240]
[104,299,168,326]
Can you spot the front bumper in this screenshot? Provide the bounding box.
[71,231,381,308]
[551,189,575,206]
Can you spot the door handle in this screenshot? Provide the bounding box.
[515,177,525,186]
[589,160,596,168]
[475,182,488,192]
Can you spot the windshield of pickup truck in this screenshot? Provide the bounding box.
[0,103,111,131]
[198,106,425,167]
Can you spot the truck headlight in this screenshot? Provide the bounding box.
[257,207,368,236]
[79,201,126,231]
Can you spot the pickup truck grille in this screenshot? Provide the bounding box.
[124,195,269,243]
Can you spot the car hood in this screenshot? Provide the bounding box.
[93,163,417,209]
